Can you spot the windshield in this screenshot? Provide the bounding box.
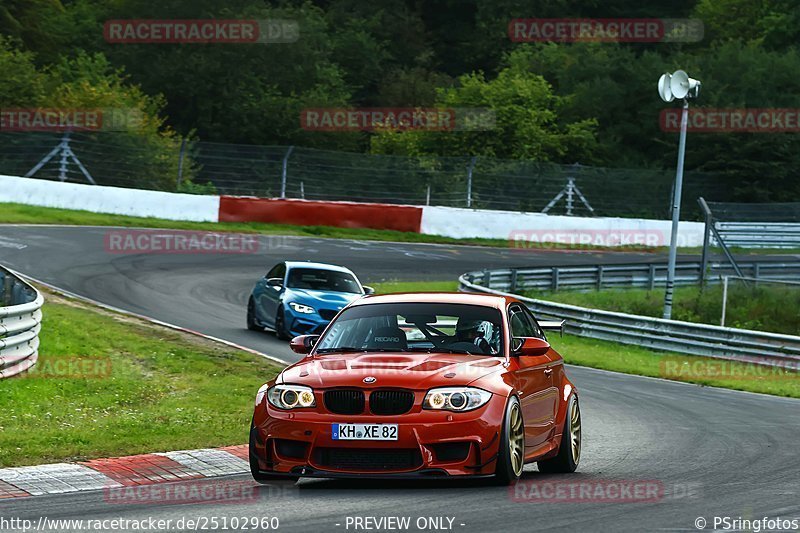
[315,302,504,356]
[286,268,362,294]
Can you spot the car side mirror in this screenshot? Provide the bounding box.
[290,335,320,354]
[267,277,283,288]
[512,337,550,357]
[362,285,375,295]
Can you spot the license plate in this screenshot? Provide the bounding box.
[332,423,398,441]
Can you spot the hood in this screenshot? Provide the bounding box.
[279,352,505,390]
[286,288,362,308]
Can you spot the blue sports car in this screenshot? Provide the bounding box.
[247,261,373,340]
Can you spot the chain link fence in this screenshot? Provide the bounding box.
[0,131,737,219]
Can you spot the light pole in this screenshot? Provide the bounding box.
[658,70,701,319]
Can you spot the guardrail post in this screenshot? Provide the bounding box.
[648,265,656,291]
[551,268,560,291]
[597,265,604,290]
[483,270,491,288]
[510,269,518,293]
[754,263,760,285]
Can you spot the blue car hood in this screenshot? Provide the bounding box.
[286,288,362,308]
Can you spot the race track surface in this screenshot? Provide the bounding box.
[1,225,798,533]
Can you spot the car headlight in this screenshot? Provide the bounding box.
[423,387,492,412]
[267,384,316,409]
[289,302,315,314]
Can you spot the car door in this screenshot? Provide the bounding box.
[258,262,286,327]
[509,304,558,449]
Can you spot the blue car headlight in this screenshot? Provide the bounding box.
[288,302,315,314]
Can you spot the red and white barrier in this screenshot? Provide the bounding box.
[0,174,707,247]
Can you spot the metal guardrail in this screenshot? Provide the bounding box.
[0,266,43,378]
[466,260,800,294]
[713,222,800,249]
[459,264,800,369]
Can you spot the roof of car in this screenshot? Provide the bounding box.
[350,292,511,309]
[284,261,356,274]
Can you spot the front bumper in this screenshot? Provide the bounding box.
[251,396,505,478]
[284,308,331,337]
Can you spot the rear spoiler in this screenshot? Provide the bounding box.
[539,320,565,337]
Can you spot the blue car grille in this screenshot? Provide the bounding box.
[318,309,339,321]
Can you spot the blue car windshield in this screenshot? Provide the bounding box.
[287,268,362,294]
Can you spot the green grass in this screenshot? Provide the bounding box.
[549,334,800,398]
[372,280,459,294]
[523,283,800,335]
[0,291,282,467]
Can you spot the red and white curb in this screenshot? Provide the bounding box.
[0,445,249,499]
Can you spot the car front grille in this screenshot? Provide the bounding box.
[318,309,338,321]
[313,448,422,471]
[369,390,415,415]
[324,389,365,414]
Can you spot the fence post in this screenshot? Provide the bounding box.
[698,197,712,287]
[281,146,294,199]
[466,156,477,208]
[510,269,518,293]
[551,268,560,291]
[177,137,187,188]
[596,265,604,290]
[649,264,656,291]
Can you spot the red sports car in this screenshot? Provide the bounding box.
[249,292,581,484]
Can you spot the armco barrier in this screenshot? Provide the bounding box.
[0,266,43,378]
[471,260,800,293]
[459,265,800,369]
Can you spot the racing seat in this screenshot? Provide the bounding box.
[366,327,408,351]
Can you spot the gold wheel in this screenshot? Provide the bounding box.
[509,402,525,477]
[570,399,581,465]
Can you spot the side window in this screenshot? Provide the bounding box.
[266,263,286,280]
[522,307,545,339]
[509,305,536,338]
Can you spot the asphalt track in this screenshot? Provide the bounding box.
[1,225,799,533]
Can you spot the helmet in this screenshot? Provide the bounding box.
[456,318,489,339]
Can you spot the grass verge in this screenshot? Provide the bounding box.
[0,288,282,468]
[522,284,800,335]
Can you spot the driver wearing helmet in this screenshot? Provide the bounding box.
[455,318,496,355]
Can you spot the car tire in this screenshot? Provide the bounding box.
[274,308,290,340]
[494,396,525,485]
[249,421,298,483]
[247,298,260,331]
[538,394,581,474]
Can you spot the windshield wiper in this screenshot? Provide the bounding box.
[407,347,474,355]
